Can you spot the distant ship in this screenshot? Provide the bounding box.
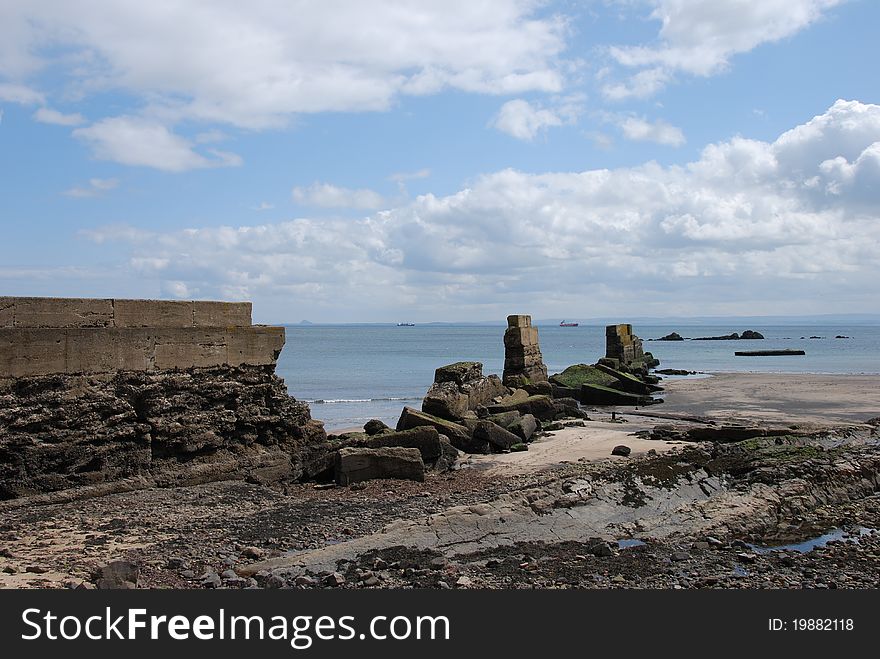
[397,322,415,326]
[559,320,579,327]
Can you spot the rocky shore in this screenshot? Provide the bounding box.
[2,411,878,590]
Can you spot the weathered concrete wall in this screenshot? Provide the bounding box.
[0,297,252,328]
[0,297,277,379]
[0,326,284,378]
[0,296,325,499]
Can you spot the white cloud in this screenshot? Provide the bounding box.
[33,107,86,126]
[1,1,569,129]
[614,115,685,146]
[84,100,880,318]
[253,201,275,211]
[0,82,44,105]
[605,0,844,97]
[63,177,119,198]
[492,96,582,141]
[73,116,242,172]
[292,183,386,210]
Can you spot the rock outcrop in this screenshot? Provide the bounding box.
[502,315,548,387]
[0,297,325,499]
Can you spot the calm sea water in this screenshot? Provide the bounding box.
[276,323,880,430]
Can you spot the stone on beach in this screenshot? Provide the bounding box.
[335,447,425,485]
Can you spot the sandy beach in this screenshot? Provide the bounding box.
[659,372,879,425]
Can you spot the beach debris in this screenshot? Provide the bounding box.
[335,447,425,485]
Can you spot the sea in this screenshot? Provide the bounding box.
[275,323,880,431]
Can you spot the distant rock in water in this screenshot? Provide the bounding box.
[693,330,764,340]
[835,335,851,339]
[655,332,685,341]
[656,369,697,375]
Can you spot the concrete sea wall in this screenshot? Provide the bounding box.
[0,297,325,499]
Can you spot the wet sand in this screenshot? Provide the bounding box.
[659,372,879,425]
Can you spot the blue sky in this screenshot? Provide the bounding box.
[1,0,878,322]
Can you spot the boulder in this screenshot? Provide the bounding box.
[434,361,483,385]
[363,419,391,435]
[579,383,654,406]
[363,426,443,464]
[335,447,425,485]
[422,381,469,420]
[594,363,664,395]
[507,413,538,442]
[434,436,461,472]
[550,364,617,390]
[523,380,553,397]
[552,397,588,420]
[461,374,508,409]
[472,421,521,451]
[611,445,632,457]
[486,394,556,421]
[740,330,765,339]
[396,406,473,451]
[486,410,522,429]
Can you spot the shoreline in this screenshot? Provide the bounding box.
[322,371,879,433]
[3,370,879,590]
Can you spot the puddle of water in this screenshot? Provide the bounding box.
[617,539,646,549]
[747,527,875,554]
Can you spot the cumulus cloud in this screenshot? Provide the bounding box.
[33,107,86,126]
[292,183,386,210]
[63,177,119,198]
[73,116,242,172]
[0,1,569,129]
[613,115,685,146]
[82,100,880,318]
[492,96,582,140]
[604,0,844,98]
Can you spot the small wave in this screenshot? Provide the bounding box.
[304,396,421,404]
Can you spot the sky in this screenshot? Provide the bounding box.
[1,0,878,323]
